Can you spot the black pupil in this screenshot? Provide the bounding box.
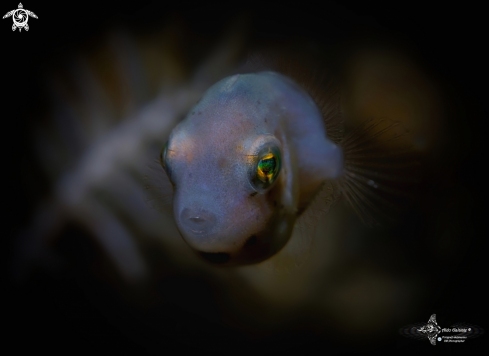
[260,158,275,174]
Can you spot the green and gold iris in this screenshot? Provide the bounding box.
[250,145,281,192]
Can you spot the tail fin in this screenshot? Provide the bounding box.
[338,118,421,226]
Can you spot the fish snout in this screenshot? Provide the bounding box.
[177,207,234,263]
[175,206,287,266]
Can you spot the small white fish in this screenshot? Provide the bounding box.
[147,53,419,266]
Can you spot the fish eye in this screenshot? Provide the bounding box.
[160,141,169,172]
[250,145,281,192]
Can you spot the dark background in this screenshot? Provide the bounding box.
[3,1,486,354]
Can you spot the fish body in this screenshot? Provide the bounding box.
[165,72,343,265]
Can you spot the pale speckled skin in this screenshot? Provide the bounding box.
[164,71,343,265]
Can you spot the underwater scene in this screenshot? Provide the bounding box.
[4,1,485,355]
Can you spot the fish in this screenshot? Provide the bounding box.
[144,48,420,267]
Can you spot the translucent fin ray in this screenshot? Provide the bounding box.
[338,118,421,226]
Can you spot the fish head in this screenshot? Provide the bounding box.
[162,74,302,266]
[161,71,344,265]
